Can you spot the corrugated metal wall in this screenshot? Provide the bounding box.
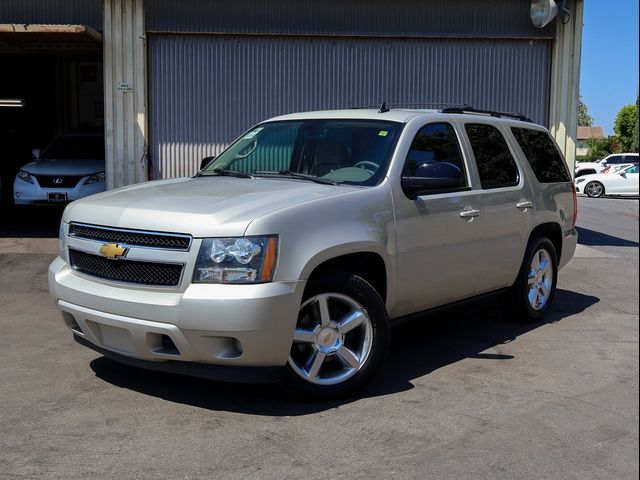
[145,0,554,39]
[0,0,102,30]
[148,35,550,179]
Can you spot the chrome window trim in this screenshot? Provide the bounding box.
[68,222,193,252]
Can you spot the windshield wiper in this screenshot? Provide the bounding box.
[254,170,339,185]
[195,168,253,179]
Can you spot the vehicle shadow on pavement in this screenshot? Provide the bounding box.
[576,226,639,248]
[90,288,599,415]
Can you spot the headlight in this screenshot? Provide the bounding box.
[58,221,68,262]
[576,178,586,184]
[84,171,105,185]
[193,236,278,284]
[17,170,34,184]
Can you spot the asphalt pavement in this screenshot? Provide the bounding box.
[0,196,638,479]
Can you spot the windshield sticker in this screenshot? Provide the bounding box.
[242,127,263,139]
[378,130,389,137]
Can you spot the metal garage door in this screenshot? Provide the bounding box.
[148,34,550,179]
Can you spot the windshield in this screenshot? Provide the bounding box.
[201,120,402,186]
[41,136,105,160]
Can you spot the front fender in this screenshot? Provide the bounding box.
[244,184,397,311]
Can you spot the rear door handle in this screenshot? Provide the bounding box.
[459,208,481,218]
[516,201,534,210]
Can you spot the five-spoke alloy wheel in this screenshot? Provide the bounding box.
[281,271,389,400]
[527,248,553,311]
[508,236,558,322]
[288,293,373,385]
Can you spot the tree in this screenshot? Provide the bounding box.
[585,136,619,161]
[578,95,594,127]
[614,103,638,152]
[632,94,639,153]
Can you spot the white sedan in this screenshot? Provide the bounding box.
[575,164,639,197]
[13,132,105,205]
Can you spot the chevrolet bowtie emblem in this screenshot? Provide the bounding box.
[99,243,128,260]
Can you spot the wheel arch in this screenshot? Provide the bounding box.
[301,249,389,307]
[529,222,563,263]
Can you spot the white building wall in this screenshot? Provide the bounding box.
[103,0,147,189]
[549,0,584,175]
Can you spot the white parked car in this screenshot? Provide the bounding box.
[13,132,105,205]
[575,153,639,178]
[575,164,639,197]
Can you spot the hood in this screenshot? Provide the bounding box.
[64,176,358,237]
[22,158,104,176]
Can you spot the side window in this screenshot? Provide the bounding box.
[464,123,519,189]
[625,165,638,174]
[403,122,467,188]
[609,156,623,164]
[511,127,570,183]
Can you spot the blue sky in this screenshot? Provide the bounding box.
[580,0,639,135]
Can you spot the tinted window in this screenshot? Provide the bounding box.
[608,156,623,164]
[403,123,467,187]
[624,155,639,164]
[465,124,519,188]
[511,128,570,183]
[41,136,105,160]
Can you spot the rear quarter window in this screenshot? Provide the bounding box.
[511,128,570,183]
[464,123,519,189]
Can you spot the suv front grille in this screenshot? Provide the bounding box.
[69,223,191,250]
[69,249,183,287]
[35,175,84,188]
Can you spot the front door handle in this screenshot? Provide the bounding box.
[459,208,481,218]
[516,200,534,211]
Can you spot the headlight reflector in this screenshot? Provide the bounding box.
[84,171,105,185]
[194,236,278,283]
[17,170,34,184]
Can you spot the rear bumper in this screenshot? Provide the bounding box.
[560,227,578,270]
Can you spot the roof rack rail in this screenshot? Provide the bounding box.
[440,106,532,123]
[349,102,469,112]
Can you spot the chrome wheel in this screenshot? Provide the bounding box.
[586,181,604,197]
[527,248,554,311]
[288,293,374,386]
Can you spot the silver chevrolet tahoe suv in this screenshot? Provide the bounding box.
[49,107,578,399]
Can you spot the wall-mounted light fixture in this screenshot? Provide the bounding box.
[530,0,571,28]
[0,99,25,108]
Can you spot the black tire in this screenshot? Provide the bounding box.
[506,236,558,323]
[280,270,390,401]
[585,181,605,198]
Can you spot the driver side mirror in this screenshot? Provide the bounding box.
[200,155,215,170]
[401,162,463,199]
[31,148,41,159]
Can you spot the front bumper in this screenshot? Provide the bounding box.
[49,257,304,381]
[13,177,105,204]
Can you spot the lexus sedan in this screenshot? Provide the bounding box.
[13,132,105,205]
